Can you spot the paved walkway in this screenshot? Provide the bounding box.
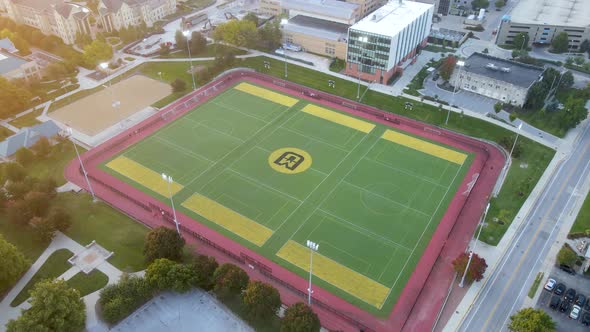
[0,232,125,332]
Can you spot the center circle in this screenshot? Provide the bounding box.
[268,148,312,174]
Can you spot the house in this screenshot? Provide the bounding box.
[0,121,61,158]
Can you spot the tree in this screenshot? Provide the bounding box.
[31,136,51,159]
[0,234,29,291]
[551,32,569,53]
[171,78,187,93]
[471,0,489,9]
[75,32,92,46]
[494,0,505,8]
[159,42,171,56]
[99,275,153,324]
[281,302,321,332]
[258,19,282,50]
[83,39,113,67]
[24,191,51,217]
[524,81,549,110]
[6,279,86,332]
[145,258,177,290]
[558,71,574,91]
[15,147,34,166]
[559,96,588,129]
[143,226,185,262]
[3,162,26,182]
[508,308,556,332]
[0,77,32,119]
[47,207,71,231]
[34,177,58,197]
[243,13,259,26]
[513,32,529,51]
[213,20,259,48]
[190,31,207,55]
[6,199,31,225]
[574,56,585,66]
[439,56,457,82]
[452,252,488,283]
[175,30,187,48]
[30,216,56,241]
[494,102,503,113]
[191,254,219,290]
[242,281,281,322]
[557,245,578,267]
[580,39,590,54]
[213,263,249,297]
[43,62,70,80]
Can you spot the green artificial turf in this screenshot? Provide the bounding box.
[100,82,472,315]
[11,249,74,307]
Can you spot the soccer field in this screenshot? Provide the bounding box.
[101,81,473,314]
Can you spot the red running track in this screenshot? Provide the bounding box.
[65,70,505,332]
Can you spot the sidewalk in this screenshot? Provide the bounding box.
[0,232,125,332]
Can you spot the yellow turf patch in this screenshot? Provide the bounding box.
[181,194,273,246]
[301,105,375,133]
[106,156,183,196]
[277,240,389,308]
[381,130,467,165]
[234,82,298,107]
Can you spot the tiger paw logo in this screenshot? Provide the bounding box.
[269,148,312,174]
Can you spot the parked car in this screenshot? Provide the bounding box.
[560,300,571,313]
[565,288,577,303]
[549,296,561,310]
[582,313,590,326]
[544,278,556,291]
[560,264,576,275]
[585,298,590,311]
[554,283,566,296]
[575,294,586,307]
[570,305,581,320]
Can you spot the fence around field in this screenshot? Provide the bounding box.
[73,69,501,332]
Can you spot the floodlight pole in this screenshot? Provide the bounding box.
[183,31,197,91]
[357,72,361,100]
[306,240,319,305]
[162,173,180,235]
[459,203,490,288]
[68,128,95,201]
[447,60,465,125]
[280,19,288,78]
[509,123,523,160]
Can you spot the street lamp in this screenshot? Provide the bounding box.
[306,240,319,305]
[157,71,163,82]
[183,30,197,91]
[509,123,523,160]
[67,127,95,201]
[161,173,180,235]
[357,72,361,100]
[459,203,490,288]
[448,60,465,125]
[280,19,288,78]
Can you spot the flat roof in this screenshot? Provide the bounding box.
[462,53,544,89]
[0,51,28,75]
[349,1,433,38]
[508,0,590,28]
[283,15,349,41]
[281,0,359,21]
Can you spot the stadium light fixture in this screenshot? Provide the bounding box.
[459,203,490,288]
[66,127,95,201]
[306,240,319,305]
[161,173,181,235]
[183,30,197,91]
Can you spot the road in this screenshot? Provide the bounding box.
[458,119,590,332]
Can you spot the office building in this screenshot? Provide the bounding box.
[345,0,433,83]
[0,50,41,81]
[98,0,177,33]
[496,0,590,51]
[450,53,544,107]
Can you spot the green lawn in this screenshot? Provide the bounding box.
[24,142,86,186]
[58,192,149,272]
[66,270,109,297]
[100,82,472,315]
[160,44,247,59]
[11,249,74,307]
[0,126,14,141]
[9,108,43,128]
[184,0,215,9]
[570,193,590,236]
[237,56,555,246]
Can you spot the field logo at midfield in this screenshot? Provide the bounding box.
[269,148,312,174]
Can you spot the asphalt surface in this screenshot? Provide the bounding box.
[458,120,590,332]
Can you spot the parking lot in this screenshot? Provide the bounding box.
[536,267,590,331]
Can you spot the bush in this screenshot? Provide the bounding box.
[145,258,196,293]
[281,302,320,332]
[99,275,154,325]
[213,263,249,298]
[143,226,185,263]
[242,281,281,322]
[191,255,218,290]
[171,78,186,93]
[557,244,577,267]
